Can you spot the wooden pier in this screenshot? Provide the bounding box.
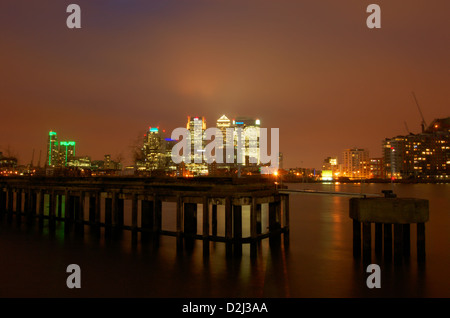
[350,190,429,264]
[0,176,289,257]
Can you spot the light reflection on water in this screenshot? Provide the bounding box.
[0,183,448,297]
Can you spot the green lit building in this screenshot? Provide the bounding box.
[46,131,76,167]
[47,131,59,167]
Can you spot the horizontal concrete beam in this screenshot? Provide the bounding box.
[349,197,429,224]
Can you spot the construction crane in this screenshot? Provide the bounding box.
[412,91,427,132]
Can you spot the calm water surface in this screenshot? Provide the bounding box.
[0,183,449,298]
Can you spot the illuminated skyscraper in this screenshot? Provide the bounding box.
[59,141,76,166]
[232,117,261,166]
[142,127,165,170]
[216,115,232,165]
[47,131,59,167]
[186,116,207,175]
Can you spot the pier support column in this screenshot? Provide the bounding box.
[256,203,262,235]
[151,197,162,249]
[104,196,112,237]
[22,190,30,225]
[269,201,281,247]
[57,194,63,219]
[402,224,410,257]
[49,190,57,231]
[88,192,101,236]
[417,223,426,261]
[384,223,392,260]
[64,191,74,233]
[233,205,242,257]
[362,222,371,263]
[283,195,290,246]
[353,220,361,258]
[184,202,197,251]
[25,190,37,225]
[141,199,154,242]
[16,189,22,224]
[38,190,45,228]
[211,204,217,237]
[75,192,85,234]
[394,224,403,263]
[112,193,124,238]
[176,196,183,253]
[225,196,233,257]
[7,189,14,223]
[131,194,138,245]
[202,196,209,256]
[375,223,383,257]
[250,197,258,258]
[0,189,6,218]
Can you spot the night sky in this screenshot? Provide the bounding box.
[1,1,449,169]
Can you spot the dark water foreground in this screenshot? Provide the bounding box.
[0,183,448,299]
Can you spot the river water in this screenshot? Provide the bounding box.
[0,182,448,298]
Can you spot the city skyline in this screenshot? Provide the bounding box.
[1,1,449,169]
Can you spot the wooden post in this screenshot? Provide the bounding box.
[152,197,162,248]
[202,196,209,255]
[38,190,45,228]
[256,203,262,234]
[23,190,30,224]
[211,204,217,237]
[233,204,242,256]
[89,192,101,236]
[184,202,197,251]
[269,201,280,246]
[176,196,183,252]
[250,197,258,258]
[131,194,138,245]
[7,189,14,222]
[394,224,403,263]
[89,194,96,225]
[417,223,426,261]
[49,190,57,230]
[225,196,233,257]
[153,197,162,234]
[27,190,37,224]
[76,191,85,234]
[402,224,410,257]
[141,199,153,242]
[104,196,112,237]
[384,223,392,260]
[64,191,74,233]
[283,195,290,246]
[57,194,63,218]
[353,219,361,258]
[362,222,371,262]
[16,189,22,223]
[0,189,6,216]
[375,223,383,257]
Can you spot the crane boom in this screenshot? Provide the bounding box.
[412,91,427,132]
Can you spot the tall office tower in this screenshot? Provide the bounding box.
[142,127,166,170]
[232,117,261,166]
[59,141,76,166]
[341,148,370,179]
[186,116,207,175]
[216,115,232,164]
[186,116,206,163]
[47,131,59,167]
